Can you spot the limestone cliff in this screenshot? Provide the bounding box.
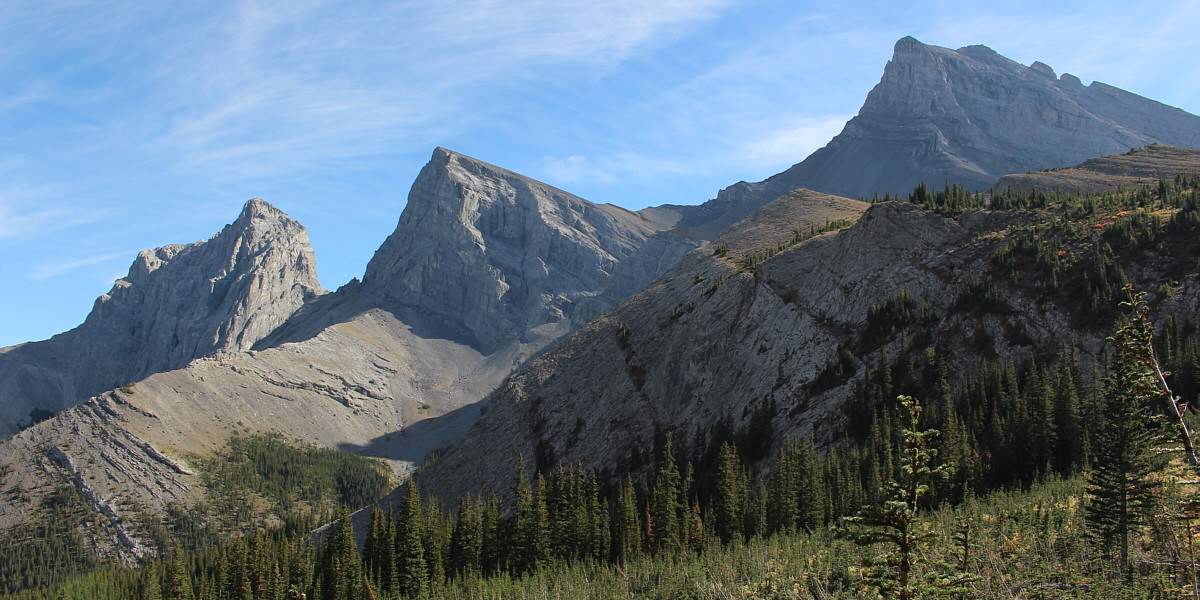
[362,148,673,353]
[0,198,324,437]
[711,36,1200,209]
[418,184,1200,503]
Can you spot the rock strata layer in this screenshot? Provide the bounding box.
[0,198,324,437]
[711,36,1200,208]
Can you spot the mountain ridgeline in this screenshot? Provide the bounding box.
[0,199,325,437]
[2,35,1200,595]
[713,36,1200,210]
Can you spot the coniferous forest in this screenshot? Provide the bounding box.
[5,169,1200,599]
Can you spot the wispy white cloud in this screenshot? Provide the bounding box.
[29,250,134,281]
[0,189,104,242]
[129,0,739,182]
[736,115,850,168]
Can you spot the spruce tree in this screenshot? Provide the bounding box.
[394,482,428,597]
[838,396,968,600]
[650,433,684,555]
[797,435,827,529]
[448,496,482,577]
[610,477,641,563]
[1086,289,1168,571]
[712,442,744,544]
[768,439,801,534]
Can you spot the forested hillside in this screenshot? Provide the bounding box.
[5,162,1200,599]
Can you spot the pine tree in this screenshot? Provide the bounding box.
[712,442,744,544]
[322,506,364,600]
[838,396,969,600]
[797,436,827,529]
[448,496,482,577]
[1054,344,1087,473]
[650,433,684,555]
[394,482,428,597]
[1086,316,1163,572]
[768,439,801,534]
[610,477,641,564]
[142,562,162,600]
[1087,286,1186,572]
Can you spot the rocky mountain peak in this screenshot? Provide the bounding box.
[0,198,323,437]
[713,37,1200,206]
[89,197,324,355]
[363,148,661,353]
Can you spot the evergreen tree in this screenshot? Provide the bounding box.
[768,439,801,534]
[650,433,684,555]
[1086,289,1169,571]
[142,562,162,600]
[1054,344,1088,473]
[322,506,364,600]
[394,482,428,597]
[712,442,744,544]
[448,496,482,577]
[610,477,641,563]
[797,436,827,529]
[839,396,968,600]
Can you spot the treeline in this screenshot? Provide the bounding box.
[0,433,394,598]
[10,309,1200,599]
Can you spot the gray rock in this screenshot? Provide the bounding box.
[0,199,324,437]
[416,201,1105,503]
[710,36,1200,206]
[363,148,672,353]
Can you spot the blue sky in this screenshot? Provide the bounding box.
[3,0,1199,347]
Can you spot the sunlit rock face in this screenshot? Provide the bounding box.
[715,36,1200,204]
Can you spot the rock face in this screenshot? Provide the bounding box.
[417,177,1200,503]
[0,198,324,437]
[0,148,721,558]
[714,36,1200,206]
[362,148,678,353]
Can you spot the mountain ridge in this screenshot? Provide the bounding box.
[0,198,324,437]
[708,36,1200,212]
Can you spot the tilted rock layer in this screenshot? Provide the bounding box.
[0,148,714,559]
[0,198,324,437]
[714,36,1200,207]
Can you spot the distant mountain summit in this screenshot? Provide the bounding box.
[716,36,1200,205]
[0,198,324,437]
[362,147,671,353]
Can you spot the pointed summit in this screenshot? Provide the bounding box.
[0,199,324,437]
[715,37,1200,202]
[363,147,662,353]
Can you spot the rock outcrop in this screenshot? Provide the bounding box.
[362,147,681,353]
[711,36,1200,208]
[417,174,1200,503]
[0,198,324,437]
[994,144,1200,195]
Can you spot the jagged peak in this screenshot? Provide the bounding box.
[1030,61,1056,78]
[238,197,282,220]
[893,35,924,53]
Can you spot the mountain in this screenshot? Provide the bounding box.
[710,36,1200,211]
[0,198,324,438]
[359,147,685,352]
[417,155,1200,503]
[0,148,713,559]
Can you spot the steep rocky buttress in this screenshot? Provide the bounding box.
[0,198,324,437]
[712,36,1200,207]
